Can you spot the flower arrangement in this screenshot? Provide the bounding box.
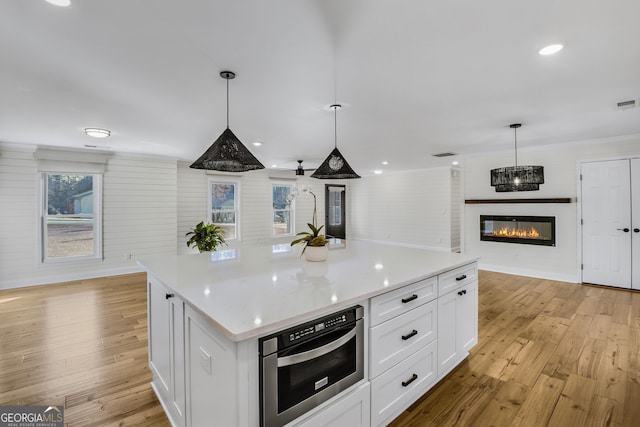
[289,186,329,255]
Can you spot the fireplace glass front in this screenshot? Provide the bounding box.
[480,215,556,246]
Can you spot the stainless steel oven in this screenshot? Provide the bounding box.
[259,305,364,427]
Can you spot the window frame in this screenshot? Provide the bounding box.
[207,177,240,242]
[271,182,296,237]
[40,171,103,263]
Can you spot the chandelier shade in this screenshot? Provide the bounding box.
[490,124,543,192]
[189,71,264,172]
[311,104,360,180]
[189,128,265,172]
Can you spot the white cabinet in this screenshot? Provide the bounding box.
[436,265,478,377]
[369,300,437,378]
[370,341,437,427]
[148,276,186,427]
[184,305,239,427]
[368,277,439,427]
[293,383,370,427]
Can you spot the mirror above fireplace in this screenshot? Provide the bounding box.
[480,215,556,246]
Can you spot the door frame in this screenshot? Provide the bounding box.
[577,154,640,285]
[325,184,346,239]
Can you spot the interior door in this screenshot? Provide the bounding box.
[325,185,346,239]
[581,160,632,288]
[632,158,640,290]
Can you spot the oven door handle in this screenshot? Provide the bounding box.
[277,327,357,367]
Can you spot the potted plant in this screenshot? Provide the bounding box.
[186,221,227,252]
[290,188,329,261]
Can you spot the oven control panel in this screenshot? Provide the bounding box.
[288,314,348,342]
[259,305,362,352]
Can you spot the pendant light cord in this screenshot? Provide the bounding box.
[226,77,230,129]
[514,125,518,167]
[334,106,337,149]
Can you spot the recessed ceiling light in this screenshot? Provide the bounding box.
[452,161,459,166]
[45,0,71,6]
[382,161,389,165]
[84,128,111,138]
[271,164,278,168]
[373,170,383,175]
[253,141,263,147]
[539,44,563,55]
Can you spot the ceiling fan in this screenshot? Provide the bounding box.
[294,160,316,176]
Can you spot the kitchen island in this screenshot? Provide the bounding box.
[139,240,479,427]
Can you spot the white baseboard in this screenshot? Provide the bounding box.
[479,262,579,283]
[0,265,144,290]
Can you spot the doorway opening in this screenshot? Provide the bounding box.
[325,185,346,239]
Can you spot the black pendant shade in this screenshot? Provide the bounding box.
[311,104,360,179]
[190,71,264,172]
[490,124,543,192]
[311,147,361,179]
[189,128,264,172]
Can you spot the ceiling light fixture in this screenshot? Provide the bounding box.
[490,124,544,192]
[311,104,360,179]
[539,44,563,55]
[190,71,265,172]
[45,0,71,7]
[84,128,111,138]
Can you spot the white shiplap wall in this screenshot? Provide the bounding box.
[0,145,177,289]
[349,168,458,251]
[176,163,329,253]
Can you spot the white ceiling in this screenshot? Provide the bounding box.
[1,0,639,175]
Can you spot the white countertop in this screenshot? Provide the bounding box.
[138,240,478,342]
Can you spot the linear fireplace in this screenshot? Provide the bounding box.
[480,215,556,246]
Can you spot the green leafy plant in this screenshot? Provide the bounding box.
[186,221,227,252]
[291,223,329,255]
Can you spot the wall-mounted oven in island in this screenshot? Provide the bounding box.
[259,305,365,427]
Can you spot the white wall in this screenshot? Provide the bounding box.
[349,168,459,251]
[0,144,177,289]
[176,163,339,254]
[462,135,640,282]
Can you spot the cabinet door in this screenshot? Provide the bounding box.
[458,282,478,354]
[169,296,186,426]
[436,291,458,376]
[148,278,172,395]
[294,383,370,427]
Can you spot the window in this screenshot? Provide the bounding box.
[328,190,342,226]
[209,179,239,240]
[272,183,294,235]
[41,172,102,262]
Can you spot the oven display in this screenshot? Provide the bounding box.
[287,314,348,344]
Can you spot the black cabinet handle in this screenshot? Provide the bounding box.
[616,228,630,232]
[401,294,418,304]
[458,289,467,296]
[456,274,467,281]
[165,293,175,299]
[634,228,640,233]
[402,329,418,341]
[402,374,418,387]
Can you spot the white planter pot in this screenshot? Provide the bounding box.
[304,245,328,262]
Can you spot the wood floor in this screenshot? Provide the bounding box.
[1,271,639,426]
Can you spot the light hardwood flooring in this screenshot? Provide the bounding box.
[1,271,639,426]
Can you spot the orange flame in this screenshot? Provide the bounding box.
[493,226,540,239]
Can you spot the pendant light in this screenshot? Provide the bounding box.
[190,71,265,172]
[311,104,360,179]
[490,123,544,192]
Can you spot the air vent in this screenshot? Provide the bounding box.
[617,100,636,110]
[432,152,457,158]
